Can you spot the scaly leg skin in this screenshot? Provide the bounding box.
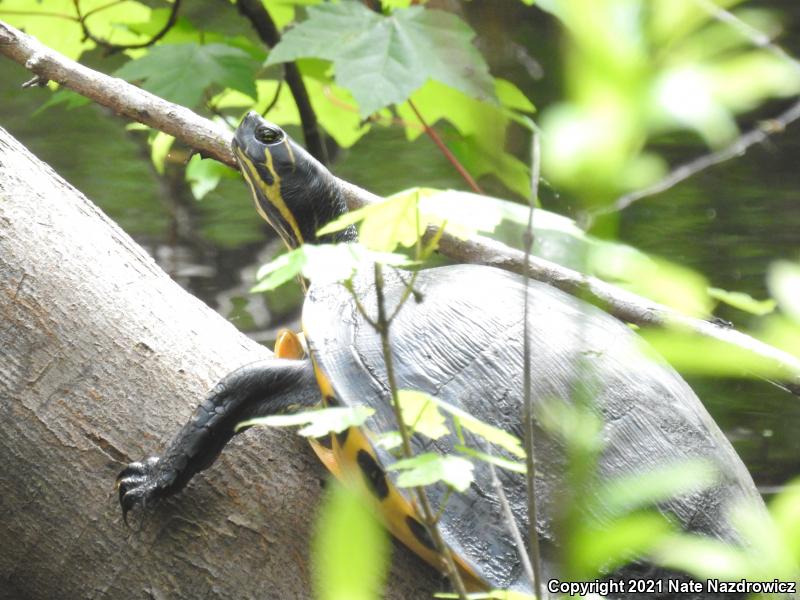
[116,357,319,524]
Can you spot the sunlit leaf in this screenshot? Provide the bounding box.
[708,287,776,316]
[116,43,259,107]
[388,452,474,492]
[266,2,494,116]
[588,245,712,316]
[238,406,374,437]
[149,131,174,175]
[252,243,413,291]
[372,431,403,451]
[768,261,800,323]
[495,78,536,113]
[318,194,424,252]
[599,460,718,517]
[768,478,800,560]
[1,0,150,59]
[252,247,307,291]
[403,391,525,459]
[313,483,389,600]
[396,81,529,197]
[454,445,527,475]
[652,533,751,580]
[185,155,237,200]
[572,512,674,575]
[397,390,449,440]
[641,329,791,378]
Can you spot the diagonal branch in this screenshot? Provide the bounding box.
[2,19,799,396]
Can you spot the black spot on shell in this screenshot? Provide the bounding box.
[356,449,388,500]
[405,516,436,551]
[324,395,340,407]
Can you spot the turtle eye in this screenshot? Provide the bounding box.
[254,124,283,145]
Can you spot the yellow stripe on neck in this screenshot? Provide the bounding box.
[235,146,304,246]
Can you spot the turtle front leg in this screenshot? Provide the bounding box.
[116,357,318,523]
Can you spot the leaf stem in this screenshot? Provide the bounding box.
[522,131,546,599]
[407,99,483,195]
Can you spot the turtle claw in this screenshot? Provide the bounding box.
[116,456,172,526]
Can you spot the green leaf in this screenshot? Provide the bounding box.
[33,90,92,116]
[396,81,530,197]
[149,131,174,175]
[252,247,308,291]
[494,78,536,113]
[238,406,374,437]
[588,244,712,317]
[399,390,525,459]
[1,0,150,60]
[372,431,403,452]
[317,195,423,252]
[768,261,800,323]
[266,2,494,116]
[185,155,237,200]
[454,445,526,475]
[708,287,776,316]
[652,533,751,580]
[313,483,389,600]
[116,43,259,107]
[640,329,794,379]
[598,460,718,517]
[573,512,674,575]
[388,453,474,492]
[397,390,449,440]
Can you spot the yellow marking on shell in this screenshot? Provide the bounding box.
[234,145,304,245]
[333,424,487,591]
[306,359,486,590]
[274,329,306,360]
[308,439,342,478]
[310,356,336,402]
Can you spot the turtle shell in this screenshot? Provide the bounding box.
[302,263,762,591]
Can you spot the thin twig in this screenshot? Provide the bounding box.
[522,131,546,600]
[592,2,800,220]
[407,99,484,195]
[693,0,800,72]
[592,98,800,219]
[0,9,76,21]
[486,455,535,587]
[73,0,182,52]
[372,262,470,599]
[262,78,284,117]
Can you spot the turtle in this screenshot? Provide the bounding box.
[117,111,764,596]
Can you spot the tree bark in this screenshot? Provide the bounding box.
[0,127,437,598]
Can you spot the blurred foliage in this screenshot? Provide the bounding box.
[537,0,800,206]
[312,483,390,600]
[653,477,800,587]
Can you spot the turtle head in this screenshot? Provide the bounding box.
[232,111,355,249]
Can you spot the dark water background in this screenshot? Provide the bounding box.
[1,0,798,492]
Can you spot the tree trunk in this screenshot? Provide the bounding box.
[0,127,437,599]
